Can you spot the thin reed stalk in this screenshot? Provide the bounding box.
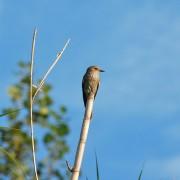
[29,29,70,180]
[29,28,39,180]
[71,97,94,180]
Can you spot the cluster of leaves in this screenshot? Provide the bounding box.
[0,61,70,179]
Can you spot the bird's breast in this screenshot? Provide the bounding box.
[87,71,99,80]
[83,72,99,96]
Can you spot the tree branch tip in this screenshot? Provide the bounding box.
[66,160,73,172]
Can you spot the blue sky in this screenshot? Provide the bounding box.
[1,0,180,179]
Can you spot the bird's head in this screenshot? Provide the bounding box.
[86,66,105,73]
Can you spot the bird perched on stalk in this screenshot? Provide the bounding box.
[70,66,104,180]
[82,66,104,110]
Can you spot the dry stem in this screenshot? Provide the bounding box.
[30,28,39,180]
[32,39,70,102]
[29,31,70,180]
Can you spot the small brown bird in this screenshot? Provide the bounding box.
[82,66,104,108]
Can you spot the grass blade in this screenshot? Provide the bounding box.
[0,108,22,117]
[95,152,100,180]
[0,126,21,132]
[138,169,143,180]
[138,163,145,180]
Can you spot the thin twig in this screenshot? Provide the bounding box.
[32,38,70,102]
[30,28,39,180]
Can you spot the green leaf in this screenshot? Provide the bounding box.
[50,123,69,136]
[43,133,54,144]
[38,95,53,106]
[39,107,49,116]
[52,169,63,179]
[58,123,69,135]
[8,86,22,101]
[49,110,61,120]
[60,106,67,114]
[42,84,52,93]
[18,61,26,68]
[20,75,30,84]
[18,61,29,69]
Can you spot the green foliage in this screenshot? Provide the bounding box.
[0,61,70,179]
[0,147,26,178]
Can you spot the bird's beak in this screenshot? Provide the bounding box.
[100,69,105,72]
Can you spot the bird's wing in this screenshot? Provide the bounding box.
[82,76,87,107]
[94,81,100,100]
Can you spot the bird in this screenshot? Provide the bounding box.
[82,66,104,109]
